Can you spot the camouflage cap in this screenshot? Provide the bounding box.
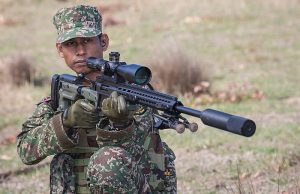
[53,5,102,43]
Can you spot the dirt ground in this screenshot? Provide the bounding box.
[175,147,300,193]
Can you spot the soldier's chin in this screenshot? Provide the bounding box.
[74,67,91,75]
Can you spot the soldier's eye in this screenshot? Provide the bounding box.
[64,41,75,47]
[83,38,92,44]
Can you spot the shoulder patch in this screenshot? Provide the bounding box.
[37,96,52,105]
[134,105,146,115]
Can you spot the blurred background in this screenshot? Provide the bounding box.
[0,0,299,193]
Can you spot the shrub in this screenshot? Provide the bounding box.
[145,42,211,95]
[97,3,126,27]
[0,54,48,87]
[8,55,36,86]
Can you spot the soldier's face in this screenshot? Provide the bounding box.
[56,35,109,76]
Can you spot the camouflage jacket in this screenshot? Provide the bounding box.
[17,98,176,193]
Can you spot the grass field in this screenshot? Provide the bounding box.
[0,0,300,193]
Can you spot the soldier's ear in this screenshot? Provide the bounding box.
[100,34,109,51]
[56,43,64,58]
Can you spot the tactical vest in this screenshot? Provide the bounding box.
[67,128,98,194]
[53,118,169,194]
[65,131,167,194]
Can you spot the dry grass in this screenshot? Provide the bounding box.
[0,54,48,87]
[213,152,300,194]
[0,54,49,126]
[0,85,35,118]
[146,40,210,95]
[97,3,127,27]
[0,14,19,26]
[7,55,35,86]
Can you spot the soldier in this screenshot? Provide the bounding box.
[17,4,176,194]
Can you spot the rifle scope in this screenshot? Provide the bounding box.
[87,57,152,86]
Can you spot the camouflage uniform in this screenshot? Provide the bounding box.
[52,5,103,43]
[17,5,177,194]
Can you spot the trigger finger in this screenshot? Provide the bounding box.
[102,98,110,110]
[80,100,96,112]
[111,94,118,111]
[111,91,119,98]
[118,95,126,114]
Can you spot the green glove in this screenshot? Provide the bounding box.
[101,91,137,124]
[62,99,100,129]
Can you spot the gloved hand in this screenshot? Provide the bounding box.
[101,91,137,125]
[62,99,100,129]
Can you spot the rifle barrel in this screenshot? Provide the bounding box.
[175,106,256,137]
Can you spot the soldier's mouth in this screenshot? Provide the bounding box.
[75,59,86,64]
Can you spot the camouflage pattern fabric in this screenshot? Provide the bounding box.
[50,153,76,194]
[87,146,151,194]
[133,108,177,193]
[53,5,102,43]
[17,99,177,193]
[162,142,177,193]
[17,101,79,165]
[140,133,177,193]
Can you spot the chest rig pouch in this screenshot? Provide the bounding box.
[143,132,167,192]
[72,128,99,194]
